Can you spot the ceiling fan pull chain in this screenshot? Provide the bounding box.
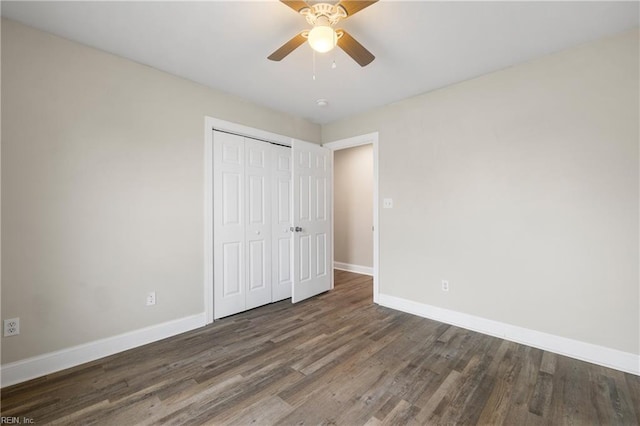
[312,50,316,81]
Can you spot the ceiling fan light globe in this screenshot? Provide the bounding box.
[308,25,336,53]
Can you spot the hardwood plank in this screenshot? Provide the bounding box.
[528,371,554,417]
[561,358,600,424]
[414,369,463,424]
[624,372,640,422]
[604,370,640,425]
[453,338,513,425]
[503,345,544,424]
[475,342,522,425]
[539,350,557,375]
[378,398,421,425]
[223,395,292,425]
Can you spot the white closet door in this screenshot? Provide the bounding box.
[213,132,245,319]
[272,145,292,302]
[244,139,273,310]
[292,140,333,303]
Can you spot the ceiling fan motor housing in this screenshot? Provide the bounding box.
[301,3,347,26]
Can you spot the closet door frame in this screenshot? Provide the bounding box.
[204,117,307,324]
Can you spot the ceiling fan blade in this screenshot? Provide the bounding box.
[337,30,375,67]
[280,0,309,13]
[268,32,307,61]
[338,1,378,17]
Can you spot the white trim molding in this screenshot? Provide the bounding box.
[323,133,377,151]
[1,313,206,388]
[378,293,640,376]
[204,118,214,325]
[334,262,374,276]
[206,117,295,147]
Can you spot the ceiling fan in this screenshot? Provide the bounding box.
[268,0,378,67]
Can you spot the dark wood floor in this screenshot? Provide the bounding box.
[2,270,639,425]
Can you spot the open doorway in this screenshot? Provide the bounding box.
[334,144,373,274]
[324,133,379,303]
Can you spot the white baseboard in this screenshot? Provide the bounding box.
[334,262,373,276]
[1,313,207,388]
[378,293,639,376]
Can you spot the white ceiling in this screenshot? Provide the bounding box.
[2,1,638,124]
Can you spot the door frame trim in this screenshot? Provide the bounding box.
[323,132,380,303]
[205,116,311,324]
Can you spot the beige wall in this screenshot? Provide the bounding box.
[334,144,373,268]
[1,19,320,363]
[323,29,640,355]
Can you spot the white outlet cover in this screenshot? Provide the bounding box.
[146,291,156,306]
[383,198,393,208]
[4,318,20,336]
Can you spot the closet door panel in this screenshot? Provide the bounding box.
[272,145,292,302]
[214,132,246,319]
[292,140,332,303]
[245,140,272,310]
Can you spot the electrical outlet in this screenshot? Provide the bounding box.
[383,198,393,209]
[146,291,156,306]
[441,280,450,292]
[4,318,20,337]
